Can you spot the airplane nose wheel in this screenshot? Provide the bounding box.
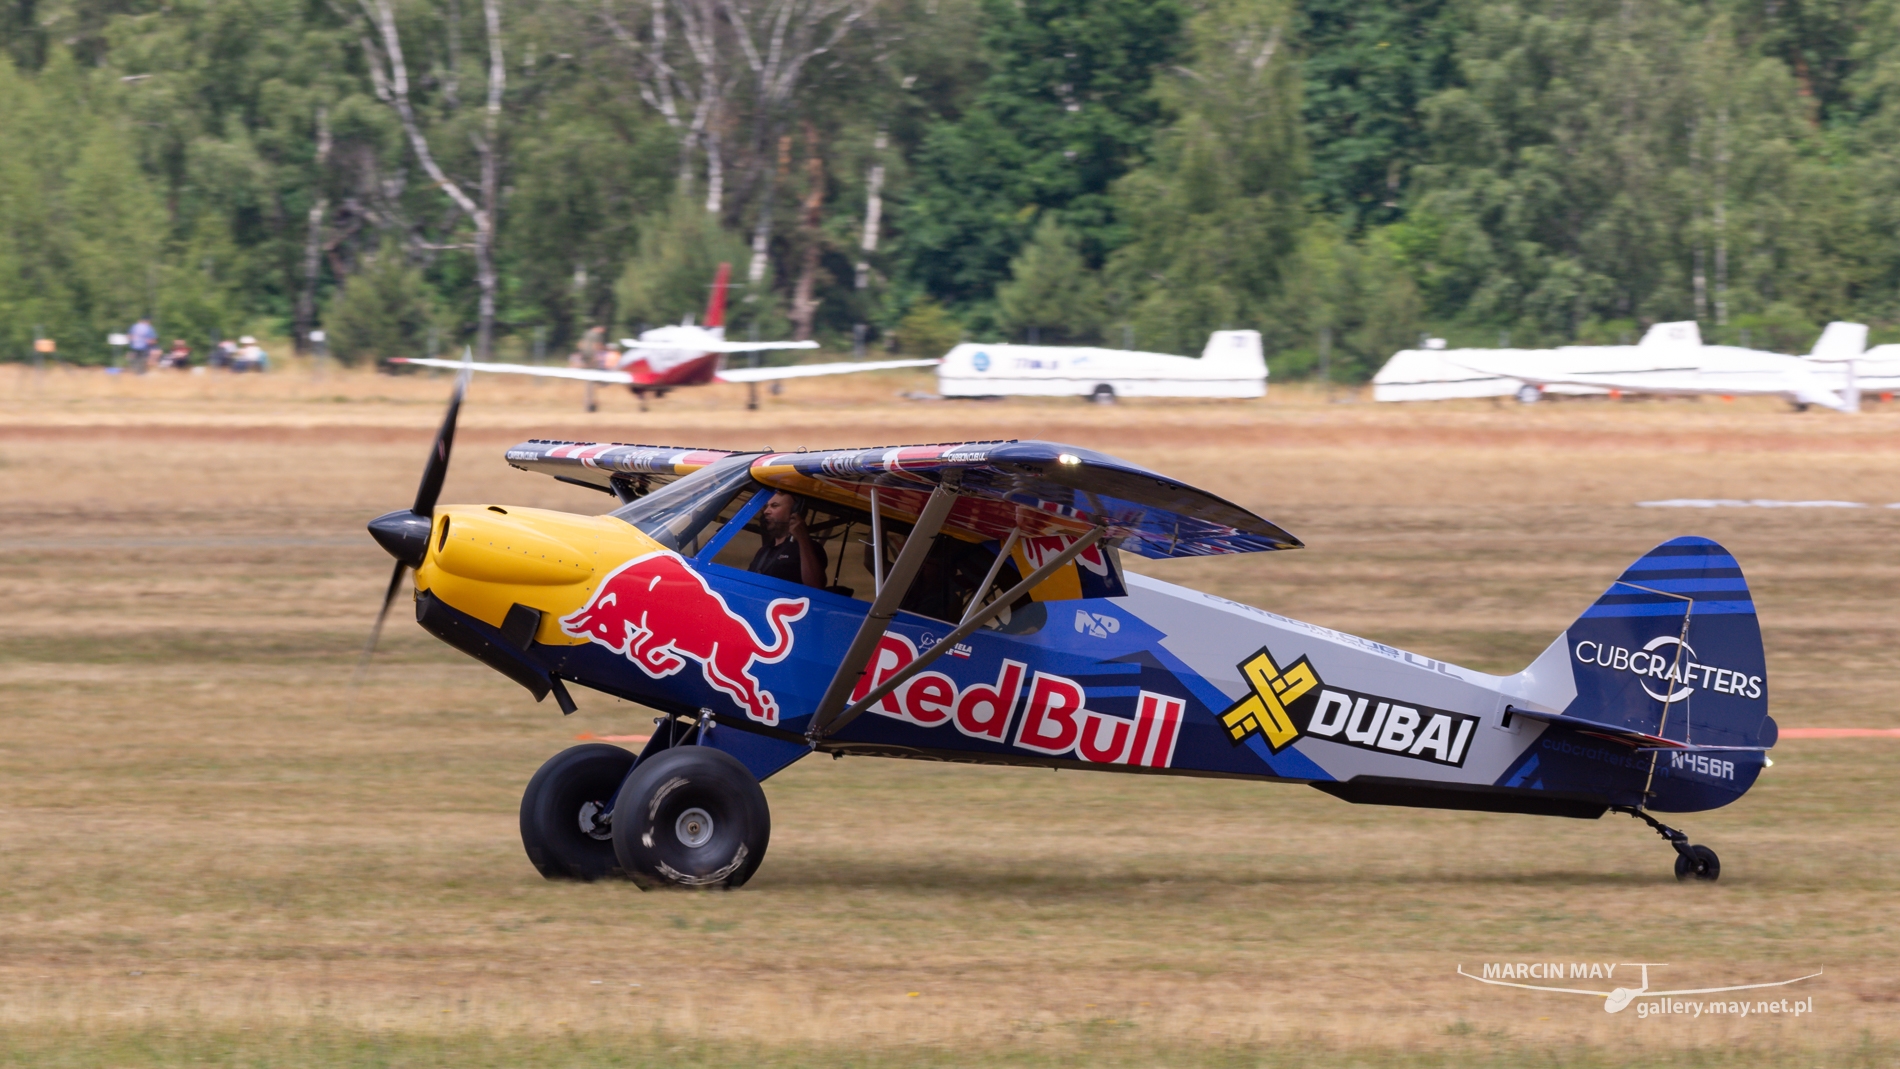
[612,746,770,890]
[1615,806,1720,882]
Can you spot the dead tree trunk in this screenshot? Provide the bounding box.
[475,0,503,360]
[294,106,332,355]
[789,120,825,340]
[362,0,504,358]
[855,126,884,291]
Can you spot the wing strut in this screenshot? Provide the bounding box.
[808,525,1104,743]
[960,530,1021,628]
[804,479,962,739]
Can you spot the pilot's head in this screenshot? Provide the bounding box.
[760,491,806,537]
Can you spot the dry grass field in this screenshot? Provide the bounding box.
[2,362,1898,1067]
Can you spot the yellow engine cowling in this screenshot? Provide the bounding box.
[414,505,664,645]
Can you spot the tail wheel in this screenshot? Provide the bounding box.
[1674,844,1721,882]
[612,746,770,890]
[519,743,637,881]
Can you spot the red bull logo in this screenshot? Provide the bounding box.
[560,552,808,725]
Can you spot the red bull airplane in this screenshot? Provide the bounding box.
[392,263,937,407]
[363,370,1779,889]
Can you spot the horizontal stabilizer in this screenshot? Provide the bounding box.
[622,339,820,353]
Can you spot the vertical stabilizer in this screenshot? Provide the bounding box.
[1638,321,1701,349]
[1199,330,1266,374]
[1808,321,1867,361]
[705,262,731,330]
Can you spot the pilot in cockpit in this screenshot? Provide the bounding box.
[749,491,828,588]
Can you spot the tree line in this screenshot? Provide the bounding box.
[5,0,1900,380]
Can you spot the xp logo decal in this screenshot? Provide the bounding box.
[1220,647,1480,767]
[1219,647,1319,752]
[1574,636,1763,703]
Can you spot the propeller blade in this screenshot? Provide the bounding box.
[410,351,472,516]
[353,561,410,682]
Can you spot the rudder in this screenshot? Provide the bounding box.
[1563,536,1774,750]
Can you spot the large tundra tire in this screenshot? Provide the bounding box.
[519,743,637,881]
[611,746,770,890]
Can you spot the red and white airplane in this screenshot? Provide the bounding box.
[394,263,936,407]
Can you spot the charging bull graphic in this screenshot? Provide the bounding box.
[560,552,808,725]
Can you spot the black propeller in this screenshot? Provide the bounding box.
[357,355,471,677]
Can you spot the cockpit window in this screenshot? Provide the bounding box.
[609,452,760,552]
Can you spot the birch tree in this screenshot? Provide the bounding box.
[356,0,507,358]
[603,0,734,213]
[725,0,870,291]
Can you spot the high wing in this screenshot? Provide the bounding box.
[504,440,734,497]
[391,357,633,384]
[621,339,821,354]
[747,440,1301,558]
[715,358,940,383]
[506,437,1300,557]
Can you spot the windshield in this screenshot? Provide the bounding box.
[610,452,761,552]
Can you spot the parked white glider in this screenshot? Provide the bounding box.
[937,330,1267,401]
[1375,321,1869,411]
[393,263,937,406]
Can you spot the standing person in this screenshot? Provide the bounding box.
[748,492,828,589]
[127,317,156,371]
[578,326,605,369]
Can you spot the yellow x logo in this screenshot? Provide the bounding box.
[1220,647,1320,752]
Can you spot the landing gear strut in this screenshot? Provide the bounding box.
[1614,806,1720,882]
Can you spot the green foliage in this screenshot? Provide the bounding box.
[1299,0,1463,228]
[894,299,963,356]
[324,245,435,365]
[996,219,1106,343]
[615,199,787,341]
[1106,0,1307,356]
[899,0,1185,307]
[11,0,1900,378]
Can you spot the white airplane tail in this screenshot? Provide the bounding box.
[1808,321,1867,362]
[1639,321,1702,349]
[1200,330,1266,374]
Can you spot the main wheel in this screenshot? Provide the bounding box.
[1674,844,1720,882]
[1089,383,1116,405]
[520,743,637,881]
[611,746,769,890]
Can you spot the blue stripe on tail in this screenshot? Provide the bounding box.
[1580,537,1757,617]
[1563,537,1773,750]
